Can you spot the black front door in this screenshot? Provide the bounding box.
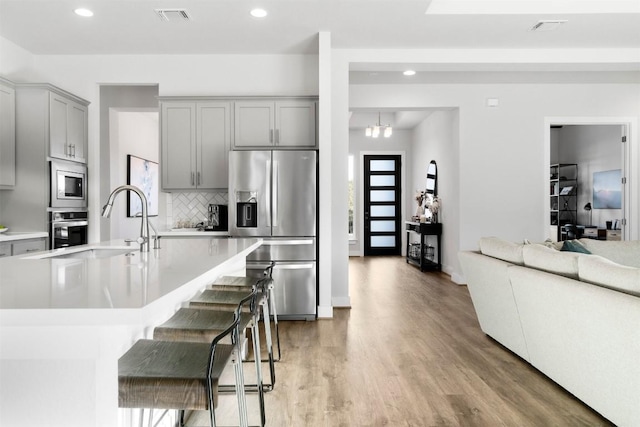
[363,155,401,256]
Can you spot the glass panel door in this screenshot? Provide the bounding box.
[364,155,401,256]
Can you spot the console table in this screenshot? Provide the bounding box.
[405,221,442,272]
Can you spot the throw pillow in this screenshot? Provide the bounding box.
[560,240,591,254]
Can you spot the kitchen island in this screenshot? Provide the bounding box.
[0,237,261,427]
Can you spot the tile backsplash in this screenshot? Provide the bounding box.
[166,191,228,229]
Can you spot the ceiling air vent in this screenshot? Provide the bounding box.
[530,20,567,32]
[155,9,192,22]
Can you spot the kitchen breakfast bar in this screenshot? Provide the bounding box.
[0,237,262,427]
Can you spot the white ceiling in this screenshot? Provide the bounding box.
[1,0,639,55]
[2,0,638,131]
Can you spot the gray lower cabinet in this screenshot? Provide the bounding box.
[0,242,10,258]
[160,100,231,190]
[0,238,46,257]
[233,99,317,148]
[0,77,16,188]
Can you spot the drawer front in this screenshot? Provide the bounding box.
[582,228,598,237]
[606,230,622,241]
[12,239,46,256]
[0,242,10,258]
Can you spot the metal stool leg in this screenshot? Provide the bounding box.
[267,282,281,361]
[259,297,276,389]
[250,316,266,427]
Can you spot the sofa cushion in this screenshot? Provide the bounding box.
[522,244,584,279]
[578,255,640,296]
[578,239,640,268]
[560,240,591,254]
[478,237,524,265]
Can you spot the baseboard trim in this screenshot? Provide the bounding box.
[332,296,352,308]
[317,305,333,319]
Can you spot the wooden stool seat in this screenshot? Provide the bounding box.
[153,308,252,343]
[118,339,233,410]
[191,289,254,312]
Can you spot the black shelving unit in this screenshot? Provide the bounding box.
[405,221,442,271]
[550,163,578,241]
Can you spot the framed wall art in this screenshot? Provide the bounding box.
[593,169,622,209]
[127,154,159,217]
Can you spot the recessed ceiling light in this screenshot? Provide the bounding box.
[74,8,94,17]
[250,8,267,18]
[403,70,416,76]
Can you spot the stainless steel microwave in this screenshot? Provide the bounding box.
[50,160,87,208]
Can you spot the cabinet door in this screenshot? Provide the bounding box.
[67,100,88,163]
[275,100,316,147]
[233,101,274,148]
[12,238,46,256]
[0,81,16,187]
[49,93,70,160]
[161,102,197,190]
[197,102,230,189]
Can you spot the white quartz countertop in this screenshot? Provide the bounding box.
[0,237,260,313]
[157,228,229,237]
[0,231,48,242]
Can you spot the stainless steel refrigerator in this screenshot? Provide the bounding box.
[229,150,317,320]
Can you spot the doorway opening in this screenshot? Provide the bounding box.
[363,154,402,256]
[547,121,630,241]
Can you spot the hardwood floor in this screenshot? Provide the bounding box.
[260,256,614,427]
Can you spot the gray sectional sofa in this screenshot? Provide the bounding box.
[459,237,640,427]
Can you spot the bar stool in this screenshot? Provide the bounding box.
[118,290,256,427]
[192,279,276,391]
[153,290,266,427]
[211,262,281,363]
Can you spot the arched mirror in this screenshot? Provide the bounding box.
[425,160,437,196]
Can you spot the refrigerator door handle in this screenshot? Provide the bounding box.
[273,160,279,227]
[266,160,272,227]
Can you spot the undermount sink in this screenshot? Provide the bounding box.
[29,247,137,260]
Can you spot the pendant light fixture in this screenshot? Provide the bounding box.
[365,112,392,138]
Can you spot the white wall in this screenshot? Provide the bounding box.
[411,110,461,280]
[348,129,413,257]
[339,51,640,287]
[109,110,165,240]
[557,125,623,228]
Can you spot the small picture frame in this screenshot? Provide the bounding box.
[559,186,574,196]
[127,155,159,217]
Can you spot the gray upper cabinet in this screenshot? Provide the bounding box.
[49,92,88,163]
[161,100,231,190]
[234,99,317,149]
[0,78,16,188]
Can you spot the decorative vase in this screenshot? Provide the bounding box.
[415,204,423,218]
[431,212,438,224]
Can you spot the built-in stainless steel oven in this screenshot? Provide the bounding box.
[50,160,87,208]
[50,211,88,249]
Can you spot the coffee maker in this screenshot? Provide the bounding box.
[206,204,228,231]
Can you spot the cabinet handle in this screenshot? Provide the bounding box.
[26,248,40,252]
[191,172,195,186]
[197,171,201,185]
[71,144,76,157]
[269,129,273,144]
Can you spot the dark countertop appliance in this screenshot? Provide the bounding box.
[205,204,228,231]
